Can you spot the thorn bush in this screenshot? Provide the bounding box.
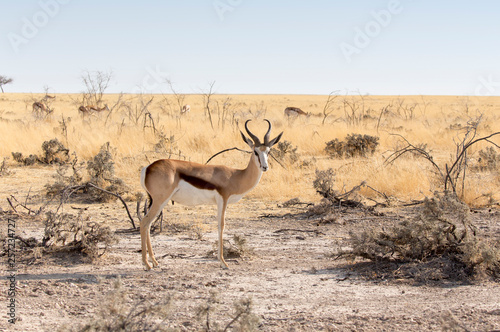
[271,140,299,165]
[339,192,500,281]
[312,168,338,200]
[12,138,69,165]
[325,134,379,158]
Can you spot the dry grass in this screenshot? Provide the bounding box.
[1,93,500,206]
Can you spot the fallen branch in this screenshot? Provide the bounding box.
[274,229,325,236]
[7,194,43,215]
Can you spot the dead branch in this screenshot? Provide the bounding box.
[386,125,500,199]
[385,133,444,179]
[268,151,286,169]
[205,147,250,164]
[6,197,17,213]
[273,229,325,236]
[62,183,136,229]
[7,194,43,215]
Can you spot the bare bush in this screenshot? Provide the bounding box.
[74,278,172,331]
[12,138,69,166]
[44,143,129,205]
[0,157,11,176]
[85,143,128,202]
[271,140,299,165]
[325,134,379,158]
[313,168,338,201]
[43,210,118,262]
[80,70,112,108]
[474,146,500,172]
[338,193,500,281]
[5,209,118,264]
[0,75,13,93]
[321,90,340,125]
[45,153,84,197]
[87,142,115,187]
[41,139,70,164]
[209,234,255,260]
[386,115,500,199]
[196,290,260,332]
[342,92,368,126]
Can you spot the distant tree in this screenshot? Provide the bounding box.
[0,76,13,93]
[80,70,112,107]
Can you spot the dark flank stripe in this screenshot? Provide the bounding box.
[179,172,218,191]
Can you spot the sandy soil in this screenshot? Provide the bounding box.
[1,166,499,331]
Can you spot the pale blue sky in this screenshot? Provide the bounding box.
[1,1,499,95]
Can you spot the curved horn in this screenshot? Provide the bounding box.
[245,120,261,146]
[263,119,272,146]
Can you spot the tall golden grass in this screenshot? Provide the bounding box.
[1,93,499,206]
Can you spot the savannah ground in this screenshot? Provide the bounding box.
[0,93,499,331]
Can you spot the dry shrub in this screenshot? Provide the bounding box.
[209,234,254,259]
[325,134,379,158]
[41,138,70,164]
[196,291,259,332]
[42,210,118,262]
[474,146,500,172]
[0,157,10,176]
[45,153,84,197]
[12,138,69,165]
[339,193,500,281]
[87,142,115,186]
[312,168,338,200]
[6,210,118,264]
[271,140,299,165]
[45,143,129,202]
[74,278,172,332]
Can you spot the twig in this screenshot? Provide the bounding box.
[6,197,17,213]
[268,151,286,169]
[7,195,39,215]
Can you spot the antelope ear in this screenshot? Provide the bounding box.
[240,131,254,148]
[267,132,283,147]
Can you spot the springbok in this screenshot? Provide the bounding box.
[78,105,92,117]
[139,119,283,270]
[89,104,109,112]
[284,107,307,117]
[78,104,109,117]
[32,102,52,115]
[181,104,190,114]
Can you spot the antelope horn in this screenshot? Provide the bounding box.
[263,119,272,146]
[245,120,262,146]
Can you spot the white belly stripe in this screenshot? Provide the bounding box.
[172,179,217,206]
[171,180,246,206]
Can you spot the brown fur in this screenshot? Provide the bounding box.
[139,120,283,270]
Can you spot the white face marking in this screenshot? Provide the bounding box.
[254,146,270,172]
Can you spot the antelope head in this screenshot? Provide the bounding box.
[240,119,283,172]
